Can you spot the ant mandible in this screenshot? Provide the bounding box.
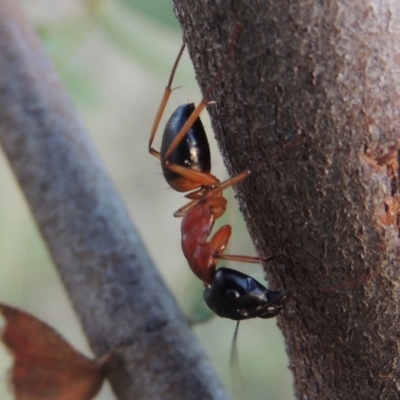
[148,23,289,320]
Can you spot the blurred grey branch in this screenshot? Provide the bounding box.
[0,0,230,399]
[174,0,400,399]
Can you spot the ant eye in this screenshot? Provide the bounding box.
[226,289,240,299]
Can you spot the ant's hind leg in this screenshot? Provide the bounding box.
[148,43,186,158]
[163,23,242,162]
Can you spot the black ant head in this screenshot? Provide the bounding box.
[203,267,290,320]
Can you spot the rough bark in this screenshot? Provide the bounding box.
[173,1,400,399]
[0,1,231,399]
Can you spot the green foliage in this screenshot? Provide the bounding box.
[117,0,180,31]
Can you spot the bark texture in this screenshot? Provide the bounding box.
[173,1,400,399]
[0,1,230,399]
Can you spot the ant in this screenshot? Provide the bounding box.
[148,23,290,321]
[147,24,378,400]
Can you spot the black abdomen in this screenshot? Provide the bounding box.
[161,104,211,192]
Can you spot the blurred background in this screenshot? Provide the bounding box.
[0,0,294,399]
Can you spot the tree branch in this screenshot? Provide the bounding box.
[0,1,231,399]
[173,1,400,399]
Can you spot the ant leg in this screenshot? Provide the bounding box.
[163,22,242,162]
[209,225,231,255]
[184,188,206,200]
[210,225,272,264]
[215,254,273,263]
[148,43,186,159]
[173,169,250,217]
[166,163,220,187]
[174,200,199,218]
[175,192,227,218]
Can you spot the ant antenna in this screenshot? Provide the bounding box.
[229,321,249,400]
